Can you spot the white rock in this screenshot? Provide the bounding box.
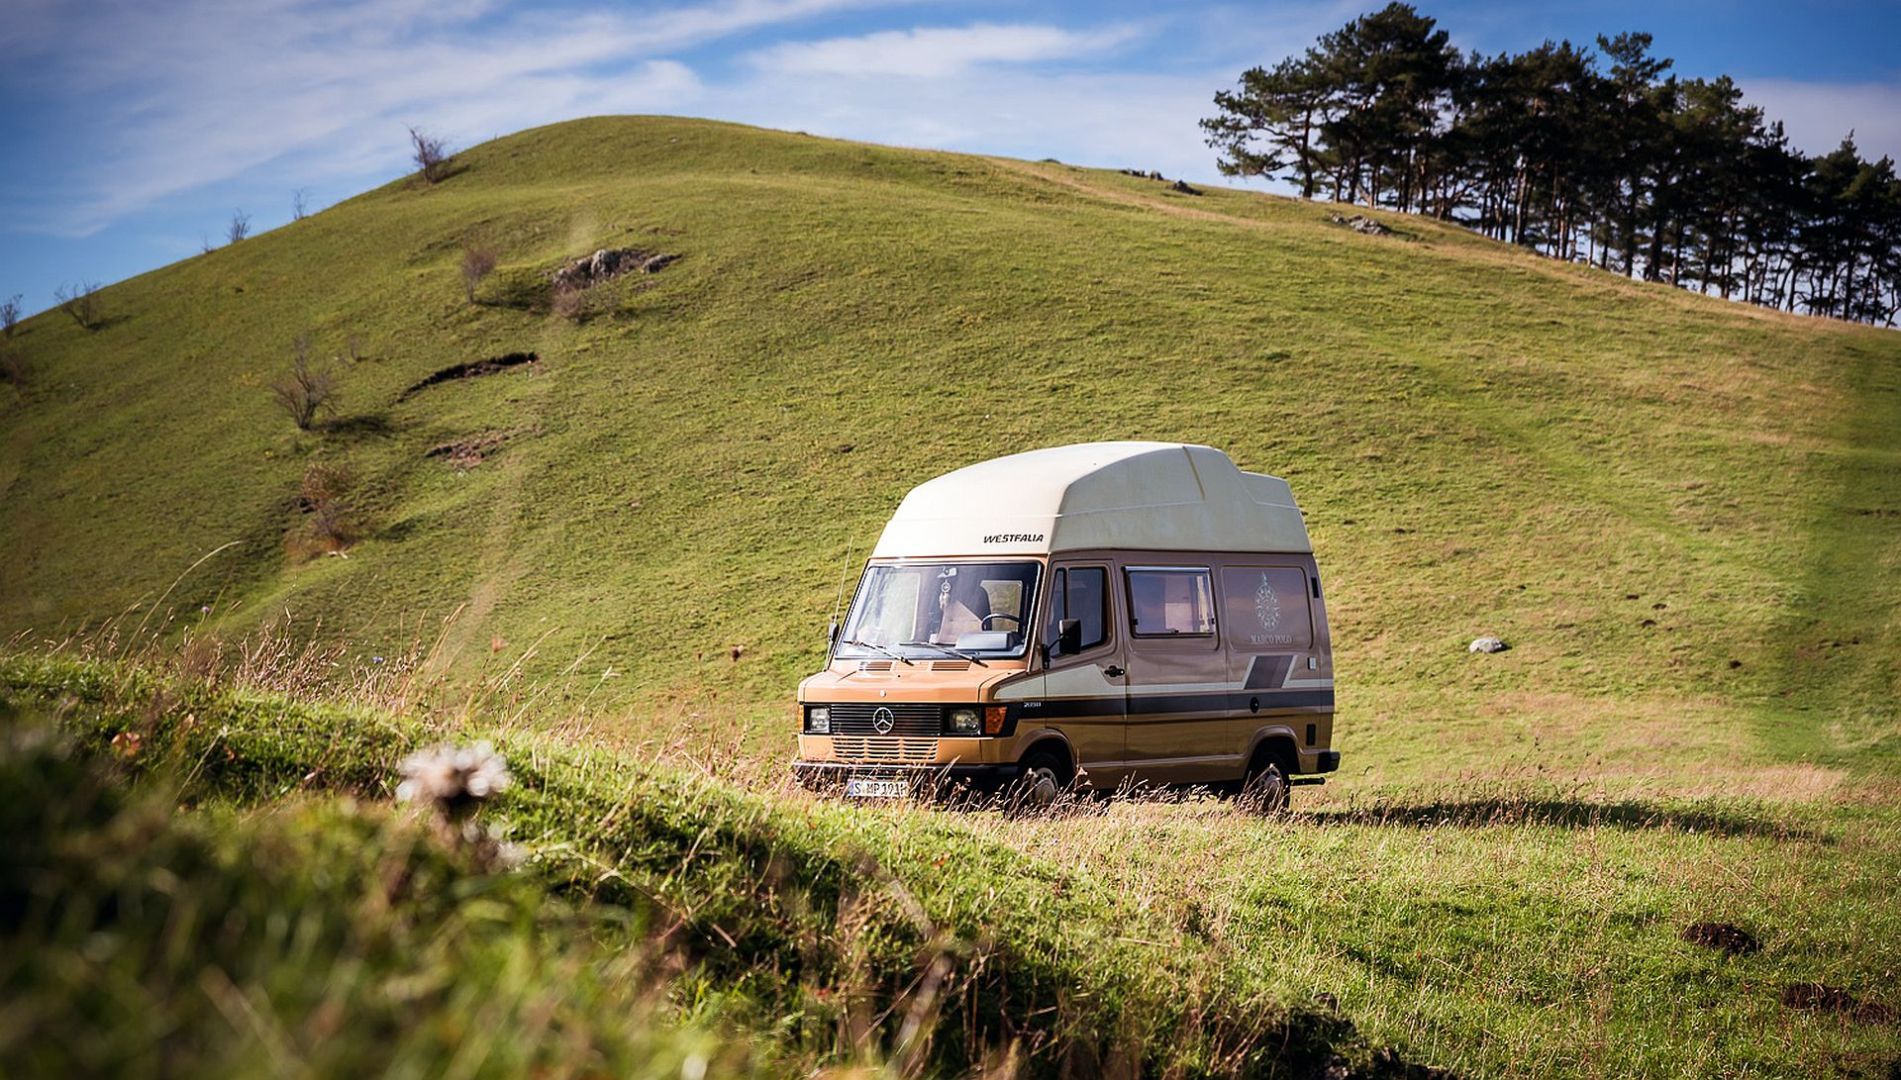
[1468,636,1509,653]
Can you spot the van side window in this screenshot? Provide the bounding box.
[1046,567,1108,655]
[1126,568,1216,636]
[1220,567,1313,650]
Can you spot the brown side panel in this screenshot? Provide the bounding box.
[997,547,1336,786]
[1091,549,1336,784]
[1117,555,1232,784]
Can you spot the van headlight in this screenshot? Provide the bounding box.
[804,706,831,734]
[945,707,981,735]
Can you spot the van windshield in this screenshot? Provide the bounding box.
[837,561,1040,660]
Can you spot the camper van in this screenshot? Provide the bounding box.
[793,442,1338,809]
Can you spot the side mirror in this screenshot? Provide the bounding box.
[827,619,840,648]
[1056,618,1082,657]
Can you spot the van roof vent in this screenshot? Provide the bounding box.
[930,660,970,672]
[857,660,893,672]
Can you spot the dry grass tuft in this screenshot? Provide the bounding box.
[289,461,363,557]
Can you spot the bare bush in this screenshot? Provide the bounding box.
[201,235,216,255]
[227,209,251,244]
[460,241,498,304]
[550,282,587,322]
[292,188,309,221]
[296,460,362,555]
[270,335,338,430]
[408,126,453,184]
[1,294,20,338]
[54,282,102,330]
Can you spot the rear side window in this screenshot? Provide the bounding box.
[1046,567,1108,653]
[1127,568,1216,636]
[1221,567,1313,650]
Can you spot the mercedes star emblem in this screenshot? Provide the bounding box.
[872,706,895,734]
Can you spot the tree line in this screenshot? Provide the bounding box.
[1201,4,1901,326]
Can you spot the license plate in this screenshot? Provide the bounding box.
[845,778,910,799]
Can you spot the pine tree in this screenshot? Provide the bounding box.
[1200,7,1899,324]
[1202,54,1332,198]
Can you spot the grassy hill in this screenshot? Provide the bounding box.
[3,115,1900,1076]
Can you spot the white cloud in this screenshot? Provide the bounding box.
[1741,78,1901,164]
[8,0,889,236]
[745,22,1140,78]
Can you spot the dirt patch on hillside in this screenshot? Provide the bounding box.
[1681,921,1760,955]
[399,352,537,400]
[424,424,539,469]
[1781,983,1896,1025]
[425,426,537,470]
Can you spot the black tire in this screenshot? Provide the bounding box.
[1005,749,1069,816]
[1240,761,1290,815]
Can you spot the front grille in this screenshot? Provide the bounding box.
[830,702,941,737]
[833,736,939,762]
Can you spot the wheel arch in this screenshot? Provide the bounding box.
[1244,726,1302,777]
[1016,731,1076,783]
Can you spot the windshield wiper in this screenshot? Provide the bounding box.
[899,640,988,667]
[842,639,912,665]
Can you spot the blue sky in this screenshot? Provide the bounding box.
[3,0,1897,314]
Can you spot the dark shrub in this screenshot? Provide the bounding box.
[269,336,337,431]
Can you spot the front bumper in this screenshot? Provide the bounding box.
[792,760,1021,794]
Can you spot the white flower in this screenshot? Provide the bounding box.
[396,740,511,812]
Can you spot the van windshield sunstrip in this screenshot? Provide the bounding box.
[838,561,1039,659]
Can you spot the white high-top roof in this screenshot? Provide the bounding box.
[869,442,1311,558]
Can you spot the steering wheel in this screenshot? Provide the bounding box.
[979,613,1020,630]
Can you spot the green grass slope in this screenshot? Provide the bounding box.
[3,116,1896,782]
[3,116,1900,1075]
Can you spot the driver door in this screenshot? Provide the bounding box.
[1033,563,1128,783]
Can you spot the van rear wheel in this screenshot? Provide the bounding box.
[1240,762,1290,815]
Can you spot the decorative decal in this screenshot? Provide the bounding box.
[1254,572,1282,632]
[1248,570,1296,646]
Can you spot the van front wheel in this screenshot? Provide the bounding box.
[1006,751,1067,815]
[1241,762,1289,814]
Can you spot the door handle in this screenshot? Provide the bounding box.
[1103,665,1125,679]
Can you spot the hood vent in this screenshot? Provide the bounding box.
[930,660,970,671]
[857,660,893,672]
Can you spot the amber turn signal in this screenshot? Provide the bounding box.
[983,706,1007,735]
